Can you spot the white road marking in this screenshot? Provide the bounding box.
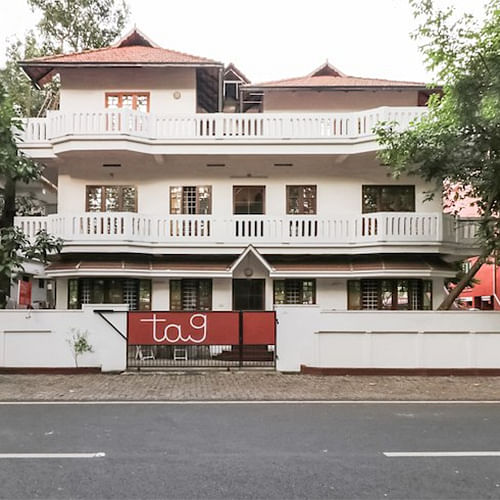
[0,452,105,458]
[0,400,499,405]
[384,451,500,457]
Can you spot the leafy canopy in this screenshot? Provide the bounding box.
[376,0,500,256]
[27,0,130,53]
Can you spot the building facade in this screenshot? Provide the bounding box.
[15,28,479,313]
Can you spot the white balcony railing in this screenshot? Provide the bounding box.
[19,107,428,143]
[15,212,478,248]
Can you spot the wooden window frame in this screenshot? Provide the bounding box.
[68,278,151,311]
[169,279,213,311]
[86,185,138,212]
[286,185,317,215]
[105,92,151,112]
[233,185,266,215]
[169,186,212,215]
[347,279,432,310]
[361,185,415,214]
[273,279,316,305]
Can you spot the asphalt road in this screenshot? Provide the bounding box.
[1,402,500,499]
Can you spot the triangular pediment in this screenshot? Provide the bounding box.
[115,27,159,48]
[308,61,345,78]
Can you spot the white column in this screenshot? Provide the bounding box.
[151,279,169,310]
[212,278,232,310]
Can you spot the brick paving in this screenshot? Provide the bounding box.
[1,372,500,401]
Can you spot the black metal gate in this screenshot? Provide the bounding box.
[127,310,276,369]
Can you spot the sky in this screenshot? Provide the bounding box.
[0,0,489,84]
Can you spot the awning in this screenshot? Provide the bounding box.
[45,251,455,279]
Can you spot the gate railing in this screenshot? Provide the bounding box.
[127,311,276,369]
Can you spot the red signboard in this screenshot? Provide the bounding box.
[128,311,276,346]
[128,312,239,345]
[243,311,276,345]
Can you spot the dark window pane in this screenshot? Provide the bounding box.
[139,280,151,311]
[362,185,415,213]
[87,187,102,212]
[121,187,137,212]
[272,279,316,305]
[287,185,316,215]
[170,280,182,311]
[86,186,136,212]
[380,280,393,310]
[347,281,361,310]
[233,186,265,214]
[170,186,212,215]
[68,279,79,309]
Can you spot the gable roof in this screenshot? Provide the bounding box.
[244,61,427,91]
[20,27,223,87]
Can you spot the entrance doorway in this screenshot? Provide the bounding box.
[233,279,265,310]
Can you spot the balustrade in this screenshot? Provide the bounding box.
[19,107,428,143]
[14,212,478,248]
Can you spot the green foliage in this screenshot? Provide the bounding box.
[0,33,47,117]
[27,0,130,54]
[67,328,94,367]
[376,0,500,258]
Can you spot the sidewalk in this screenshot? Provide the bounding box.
[1,372,500,401]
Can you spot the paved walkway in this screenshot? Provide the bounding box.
[1,372,500,401]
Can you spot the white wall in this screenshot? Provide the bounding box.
[56,155,441,215]
[263,90,419,112]
[0,304,128,372]
[59,68,197,114]
[276,307,500,372]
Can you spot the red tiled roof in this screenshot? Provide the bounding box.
[248,74,426,89]
[246,61,426,89]
[22,44,219,65]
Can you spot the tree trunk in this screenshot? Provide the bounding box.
[437,254,488,310]
[0,174,16,309]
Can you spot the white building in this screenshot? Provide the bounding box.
[15,28,478,313]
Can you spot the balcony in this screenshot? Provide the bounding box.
[15,212,478,255]
[18,107,428,157]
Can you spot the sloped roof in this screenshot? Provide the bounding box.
[20,27,223,87]
[245,62,427,90]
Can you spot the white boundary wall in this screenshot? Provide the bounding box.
[275,306,500,372]
[0,304,128,372]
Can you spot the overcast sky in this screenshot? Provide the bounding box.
[0,0,489,84]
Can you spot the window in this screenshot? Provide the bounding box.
[347,279,432,310]
[170,279,212,311]
[105,92,150,112]
[273,280,316,305]
[233,186,265,214]
[68,278,151,311]
[86,186,137,212]
[286,185,317,215]
[362,185,415,213]
[170,186,212,214]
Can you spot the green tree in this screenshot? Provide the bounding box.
[0,83,62,308]
[0,0,130,307]
[0,33,47,117]
[376,0,500,310]
[28,0,130,54]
